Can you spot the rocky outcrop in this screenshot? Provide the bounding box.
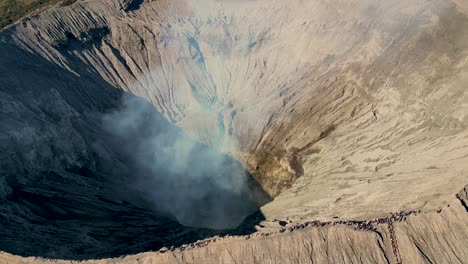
[457,185,468,211]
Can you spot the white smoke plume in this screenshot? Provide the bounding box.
[102,94,269,229]
[101,0,283,229]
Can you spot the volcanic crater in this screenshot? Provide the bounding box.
[1,0,468,263]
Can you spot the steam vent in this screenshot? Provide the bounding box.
[1,0,468,263]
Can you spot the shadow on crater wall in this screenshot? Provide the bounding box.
[0,38,270,260]
[103,94,271,230]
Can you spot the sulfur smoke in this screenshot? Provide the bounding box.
[101,0,277,230]
[102,94,268,229]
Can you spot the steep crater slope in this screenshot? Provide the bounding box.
[1,0,468,262]
[0,32,270,259]
[0,0,273,259]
